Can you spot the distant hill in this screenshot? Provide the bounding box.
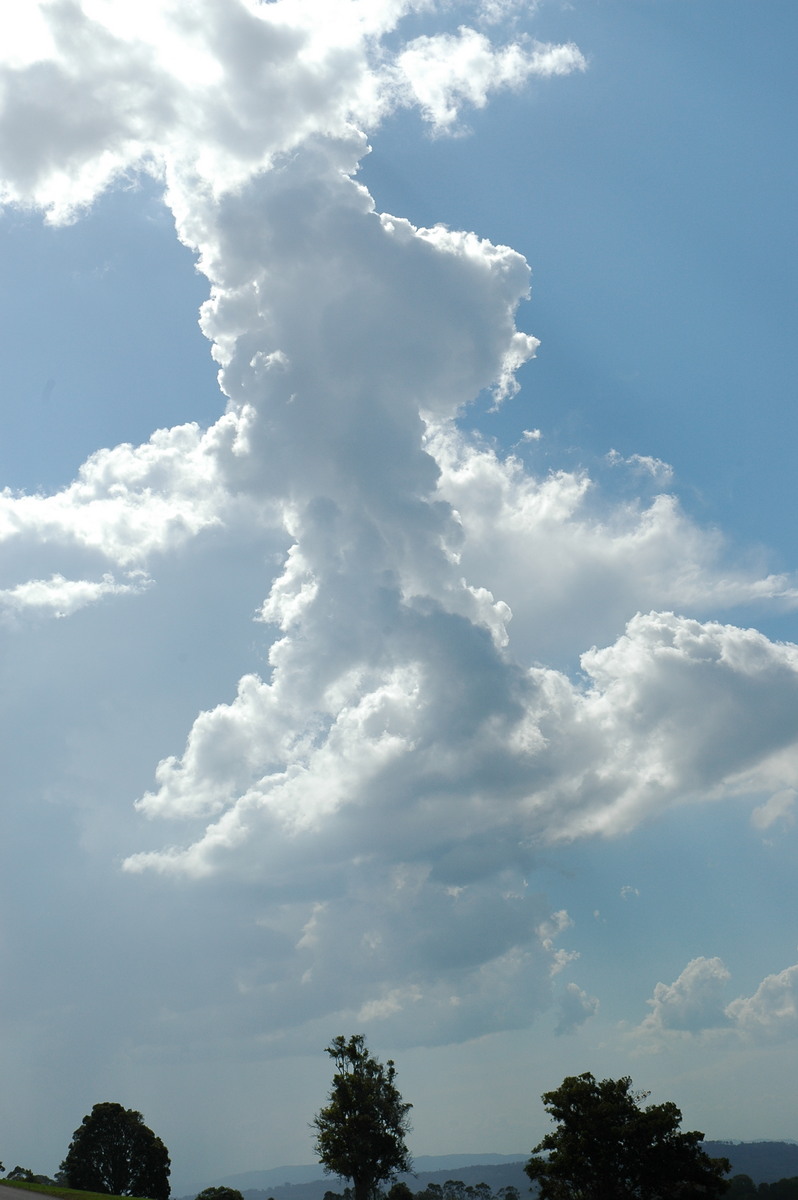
[703,1142,798,1184]
[178,1142,798,1200]
[211,1156,527,1193]
[184,1156,529,1200]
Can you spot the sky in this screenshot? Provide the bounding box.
[1,0,798,1193]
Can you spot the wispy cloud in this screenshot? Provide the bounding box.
[0,570,150,622]
[394,28,585,132]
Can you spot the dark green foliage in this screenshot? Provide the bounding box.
[386,1185,414,1200]
[415,1183,496,1200]
[415,1186,442,1200]
[195,1190,245,1200]
[760,1181,798,1199]
[6,1168,56,1185]
[525,1072,730,1200]
[60,1101,170,1200]
[313,1035,412,1200]
[728,1178,757,1198]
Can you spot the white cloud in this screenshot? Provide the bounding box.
[0,0,584,222]
[751,787,796,831]
[431,427,798,666]
[475,0,538,26]
[607,448,674,485]
[129,606,798,876]
[555,981,599,1035]
[0,570,150,622]
[640,957,732,1036]
[394,28,585,132]
[122,599,798,1041]
[0,420,240,566]
[636,959,798,1048]
[726,965,798,1041]
[3,0,798,1059]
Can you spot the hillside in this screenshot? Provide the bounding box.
[195,1159,524,1200]
[180,1142,798,1200]
[703,1142,798,1185]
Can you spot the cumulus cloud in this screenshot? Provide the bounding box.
[636,959,798,1048]
[120,599,798,1041]
[3,0,798,1054]
[640,957,732,1037]
[431,428,798,666]
[0,421,237,566]
[726,965,798,1041]
[0,0,585,222]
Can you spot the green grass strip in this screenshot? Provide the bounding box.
[2,1182,153,1200]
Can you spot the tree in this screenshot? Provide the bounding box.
[313,1034,412,1200]
[386,1184,414,1200]
[727,1179,757,1198]
[6,1167,55,1185]
[764,1182,798,1200]
[496,1188,520,1200]
[60,1101,170,1200]
[195,1190,245,1200]
[525,1073,730,1200]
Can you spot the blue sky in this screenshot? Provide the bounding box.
[1,0,798,1193]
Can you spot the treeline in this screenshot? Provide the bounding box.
[730,1179,798,1198]
[324,1184,521,1200]
[1,1165,57,1186]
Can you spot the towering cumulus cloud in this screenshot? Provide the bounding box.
[1,0,797,1050]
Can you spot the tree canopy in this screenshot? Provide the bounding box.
[195,1189,245,1200]
[313,1034,412,1200]
[525,1072,730,1200]
[60,1101,171,1200]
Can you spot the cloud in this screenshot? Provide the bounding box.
[0,0,585,222]
[0,570,150,622]
[607,448,674,485]
[3,0,798,1058]
[431,428,798,666]
[394,28,585,132]
[751,788,796,831]
[120,599,798,1044]
[636,959,798,1048]
[555,981,599,1035]
[0,421,237,567]
[639,957,732,1037]
[726,965,798,1041]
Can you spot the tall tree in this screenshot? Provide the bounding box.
[525,1073,730,1200]
[61,1101,170,1200]
[313,1034,412,1200]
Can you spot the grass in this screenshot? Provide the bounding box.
[1,1183,152,1200]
